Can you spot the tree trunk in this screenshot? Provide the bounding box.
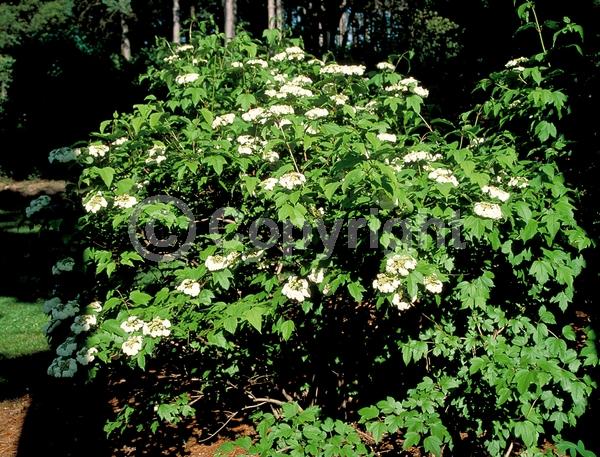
[120,15,132,61]
[172,0,181,43]
[276,0,284,29]
[268,0,276,29]
[224,0,235,39]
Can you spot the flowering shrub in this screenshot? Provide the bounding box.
[43,26,596,456]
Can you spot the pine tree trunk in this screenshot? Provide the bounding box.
[120,15,132,61]
[224,0,236,39]
[172,0,181,43]
[268,0,276,29]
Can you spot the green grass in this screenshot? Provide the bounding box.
[0,296,48,359]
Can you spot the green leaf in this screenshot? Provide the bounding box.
[130,290,152,306]
[347,281,365,303]
[244,307,265,332]
[280,320,295,340]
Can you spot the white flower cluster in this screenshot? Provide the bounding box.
[278,172,307,189]
[481,185,510,202]
[403,150,442,163]
[146,143,167,164]
[114,194,138,209]
[48,147,78,164]
[282,275,311,302]
[392,292,412,311]
[52,257,75,275]
[176,279,201,297]
[177,44,194,52]
[83,191,108,213]
[241,105,295,124]
[307,268,325,284]
[305,108,329,119]
[377,132,397,143]
[212,113,236,129]
[43,298,102,336]
[428,168,459,187]
[205,252,239,271]
[236,135,279,163]
[76,347,98,366]
[112,137,128,146]
[175,73,200,84]
[25,195,51,217]
[266,83,314,99]
[372,273,401,294]
[386,254,417,276]
[120,315,171,356]
[385,77,429,98]
[423,275,443,294]
[48,356,78,378]
[508,176,529,188]
[272,46,305,62]
[88,144,109,158]
[377,62,395,71]
[247,58,268,68]
[505,57,528,70]
[320,64,366,76]
[474,202,503,220]
[330,94,349,105]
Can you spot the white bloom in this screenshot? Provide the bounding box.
[205,254,237,271]
[247,58,268,68]
[142,317,171,338]
[83,192,108,213]
[424,275,443,294]
[120,315,144,333]
[377,62,395,71]
[505,57,528,68]
[470,137,485,147]
[48,357,78,378]
[508,176,529,188]
[377,133,397,143]
[238,145,254,155]
[279,172,306,189]
[392,293,411,311]
[262,150,280,163]
[282,276,311,302]
[70,314,97,334]
[52,257,75,275]
[48,147,77,164]
[88,301,103,313]
[76,347,98,365]
[305,108,329,119]
[212,113,236,129]
[413,86,429,98]
[320,64,366,76]
[428,168,459,187]
[276,119,292,128]
[176,44,194,52]
[111,136,128,146]
[261,177,279,191]
[88,144,109,158]
[231,61,244,68]
[268,104,295,116]
[242,107,266,122]
[164,54,179,63]
[481,185,510,202]
[279,84,314,97]
[175,73,199,84]
[305,125,318,135]
[176,279,201,297]
[290,75,313,85]
[330,94,349,105]
[273,46,305,62]
[373,273,401,294]
[122,335,143,357]
[386,254,417,277]
[56,337,78,357]
[114,194,138,209]
[474,202,503,220]
[25,195,51,217]
[307,268,325,284]
[146,143,167,164]
[403,151,434,163]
